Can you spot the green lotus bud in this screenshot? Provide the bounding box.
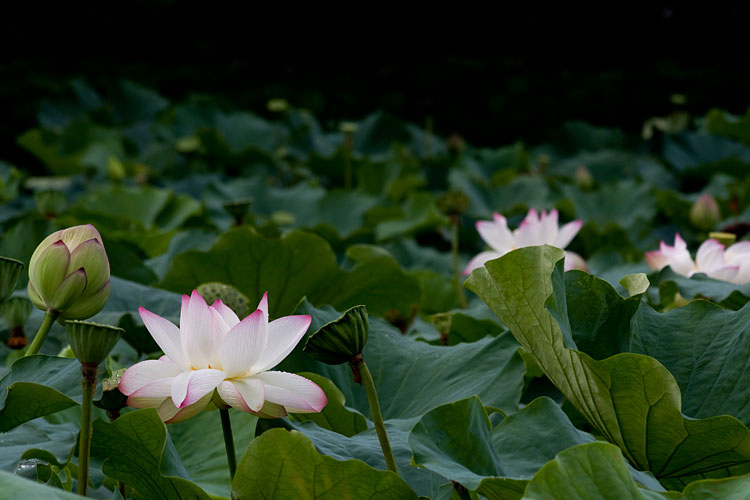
[436,191,470,217]
[575,164,594,190]
[267,98,290,113]
[690,194,721,230]
[65,320,123,365]
[304,305,369,365]
[0,256,23,303]
[27,224,111,320]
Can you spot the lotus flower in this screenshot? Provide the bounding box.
[645,233,750,284]
[27,224,110,319]
[119,290,327,423]
[464,209,585,275]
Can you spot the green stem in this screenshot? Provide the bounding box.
[220,408,237,482]
[451,218,468,309]
[25,309,59,356]
[77,363,96,496]
[357,359,399,474]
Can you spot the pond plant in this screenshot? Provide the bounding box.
[3,82,750,498]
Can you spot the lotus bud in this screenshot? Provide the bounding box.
[437,191,470,218]
[690,194,721,231]
[1,297,32,349]
[304,305,369,365]
[65,320,123,366]
[575,164,594,190]
[0,256,24,303]
[27,224,111,320]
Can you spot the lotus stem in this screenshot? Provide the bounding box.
[25,309,59,356]
[219,408,237,481]
[355,357,399,474]
[451,216,468,309]
[77,362,97,496]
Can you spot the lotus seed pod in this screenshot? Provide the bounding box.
[65,320,123,365]
[304,305,369,365]
[196,282,252,319]
[27,224,111,319]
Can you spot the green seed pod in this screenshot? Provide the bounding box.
[34,190,68,218]
[197,282,252,319]
[0,296,32,327]
[65,320,123,365]
[303,305,369,365]
[0,256,23,303]
[27,225,111,319]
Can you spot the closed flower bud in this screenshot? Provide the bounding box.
[27,224,111,320]
[690,194,721,231]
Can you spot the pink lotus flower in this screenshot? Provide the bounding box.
[464,208,585,275]
[645,233,750,285]
[119,290,327,423]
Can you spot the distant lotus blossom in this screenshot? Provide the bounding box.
[645,233,750,284]
[119,290,327,423]
[464,208,585,275]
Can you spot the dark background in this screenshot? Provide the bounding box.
[1,2,749,163]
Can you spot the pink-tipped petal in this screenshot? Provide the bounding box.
[644,250,669,271]
[514,212,546,247]
[476,219,514,254]
[463,251,502,275]
[555,220,583,249]
[695,239,726,273]
[539,210,560,243]
[219,309,268,378]
[222,377,266,412]
[563,251,588,272]
[119,359,182,395]
[170,368,226,408]
[127,378,174,399]
[139,308,189,369]
[257,292,269,317]
[211,299,240,326]
[163,392,214,424]
[253,371,327,412]
[708,265,740,282]
[181,290,222,369]
[252,315,311,372]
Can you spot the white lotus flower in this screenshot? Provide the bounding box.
[464,208,585,275]
[119,290,327,423]
[645,233,750,285]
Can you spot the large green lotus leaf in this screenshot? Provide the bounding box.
[351,111,411,158]
[168,409,256,499]
[409,397,662,500]
[630,299,750,425]
[214,111,278,154]
[448,170,552,218]
[649,267,750,305]
[0,215,57,287]
[522,441,750,500]
[287,303,526,420]
[288,418,446,499]
[91,409,210,500]
[0,355,101,432]
[465,246,750,488]
[0,469,84,499]
[550,271,645,360]
[145,229,219,280]
[231,428,417,499]
[705,108,750,146]
[561,180,655,232]
[69,185,201,231]
[663,132,750,177]
[290,372,368,437]
[159,227,420,317]
[374,192,449,241]
[0,418,77,472]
